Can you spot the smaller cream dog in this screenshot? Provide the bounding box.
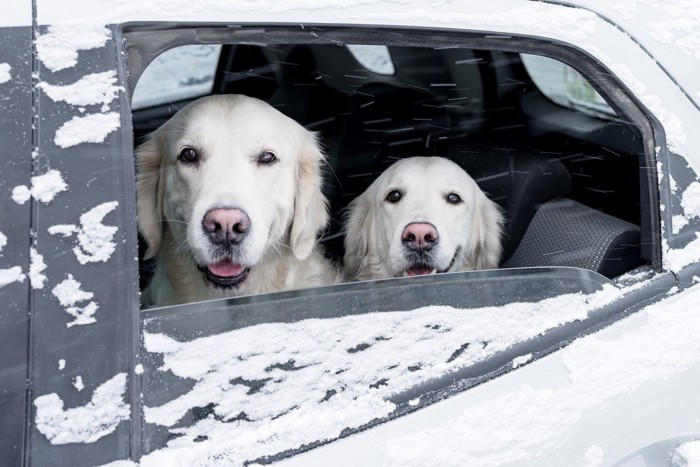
[343,156,503,281]
[136,94,340,307]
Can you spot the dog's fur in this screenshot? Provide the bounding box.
[136,94,340,307]
[343,156,503,281]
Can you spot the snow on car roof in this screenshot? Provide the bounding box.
[31,0,699,165]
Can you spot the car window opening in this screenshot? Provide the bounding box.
[130,30,654,309]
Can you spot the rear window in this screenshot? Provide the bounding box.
[131,44,221,109]
[521,53,615,119]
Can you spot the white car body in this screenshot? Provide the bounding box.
[2,1,700,466]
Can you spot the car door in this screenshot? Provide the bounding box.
[20,20,141,467]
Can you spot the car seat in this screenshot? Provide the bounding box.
[448,137,643,277]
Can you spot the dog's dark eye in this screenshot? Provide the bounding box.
[179,147,199,164]
[446,193,462,204]
[386,190,402,203]
[258,151,277,165]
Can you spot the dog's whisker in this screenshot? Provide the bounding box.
[268,239,291,266]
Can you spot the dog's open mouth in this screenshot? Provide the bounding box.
[198,259,249,288]
[401,247,461,277]
[404,265,437,276]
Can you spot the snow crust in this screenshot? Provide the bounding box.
[664,235,700,272]
[38,0,411,25]
[48,224,79,237]
[682,182,700,219]
[672,215,689,235]
[54,112,120,148]
[96,462,138,467]
[36,23,111,72]
[29,248,48,290]
[363,3,596,43]
[382,285,700,466]
[52,274,94,306]
[38,71,120,107]
[141,284,620,466]
[665,181,700,270]
[48,201,119,265]
[672,182,693,234]
[31,170,69,203]
[0,266,26,288]
[0,231,7,252]
[73,376,85,392]
[672,440,700,467]
[511,353,532,369]
[51,274,99,327]
[34,373,129,445]
[607,63,686,156]
[0,63,10,83]
[11,185,31,204]
[637,0,700,63]
[58,359,66,370]
[584,445,604,467]
[12,170,68,205]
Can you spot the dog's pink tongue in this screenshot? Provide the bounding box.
[406,266,434,276]
[208,259,244,277]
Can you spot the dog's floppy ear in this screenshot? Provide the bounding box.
[466,189,504,269]
[135,126,167,259]
[342,188,378,280]
[290,131,329,260]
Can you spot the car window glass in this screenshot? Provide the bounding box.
[131,38,651,309]
[520,53,615,119]
[346,44,395,75]
[131,44,221,109]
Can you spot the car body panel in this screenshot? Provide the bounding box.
[0,1,699,465]
[553,0,700,113]
[33,0,700,186]
[18,24,141,466]
[276,284,700,467]
[0,25,33,467]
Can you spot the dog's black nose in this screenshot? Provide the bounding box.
[202,208,250,245]
[402,222,438,251]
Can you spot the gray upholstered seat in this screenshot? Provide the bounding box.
[503,197,642,278]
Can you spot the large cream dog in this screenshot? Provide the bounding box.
[343,156,503,281]
[136,94,340,307]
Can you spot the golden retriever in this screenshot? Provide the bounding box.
[136,94,340,307]
[343,156,503,281]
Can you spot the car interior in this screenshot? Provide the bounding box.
[131,34,656,295]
